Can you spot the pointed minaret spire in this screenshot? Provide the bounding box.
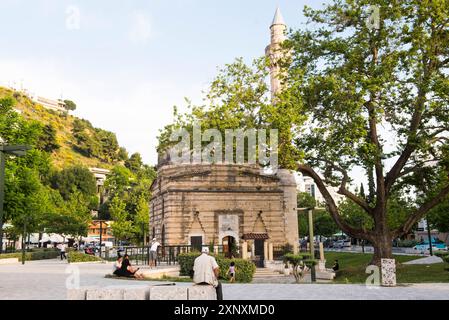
[266,7,288,102]
[271,7,286,27]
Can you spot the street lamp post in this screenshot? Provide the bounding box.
[0,144,31,255]
[307,209,317,282]
[297,207,317,283]
[99,220,103,258]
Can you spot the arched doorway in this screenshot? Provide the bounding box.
[222,235,236,258]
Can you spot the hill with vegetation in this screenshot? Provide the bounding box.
[0,86,126,169]
[0,86,155,247]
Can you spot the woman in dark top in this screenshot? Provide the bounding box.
[114,254,144,279]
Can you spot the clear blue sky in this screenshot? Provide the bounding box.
[0,0,324,165]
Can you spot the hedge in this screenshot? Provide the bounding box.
[0,249,59,261]
[396,240,418,248]
[178,252,256,283]
[68,251,103,263]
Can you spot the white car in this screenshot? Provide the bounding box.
[334,240,352,249]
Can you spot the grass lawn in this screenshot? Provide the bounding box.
[324,252,449,284]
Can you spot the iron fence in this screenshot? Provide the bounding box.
[104,244,243,265]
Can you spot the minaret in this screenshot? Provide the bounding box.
[265,8,287,102]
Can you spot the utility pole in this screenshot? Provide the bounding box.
[427,219,433,256]
[22,217,27,265]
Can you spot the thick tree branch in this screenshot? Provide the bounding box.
[297,163,374,241]
[392,184,449,238]
[311,158,373,215]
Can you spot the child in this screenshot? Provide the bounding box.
[228,261,236,283]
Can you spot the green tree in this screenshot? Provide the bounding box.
[109,196,134,243]
[64,100,77,111]
[157,57,304,168]
[104,165,134,196]
[289,0,449,264]
[125,153,143,173]
[36,124,60,153]
[134,195,150,244]
[50,165,97,202]
[44,190,92,237]
[423,169,449,233]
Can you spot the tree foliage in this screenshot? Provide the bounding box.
[287,0,449,264]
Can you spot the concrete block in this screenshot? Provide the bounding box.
[0,258,19,265]
[86,288,124,300]
[123,287,150,300]
[66,288,87,300]
[150,286,187,300]
[316,271,335,280]
[188,285,217,300]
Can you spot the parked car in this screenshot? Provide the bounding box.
[334,239,352,249]
[413,240,448,252]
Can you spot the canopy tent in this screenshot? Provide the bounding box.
[333,231,347,237]
[39,234,66,243]
[81,237,100,243]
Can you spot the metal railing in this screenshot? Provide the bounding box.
[104,244,243,266]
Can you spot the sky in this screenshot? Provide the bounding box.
[0,0,323,166]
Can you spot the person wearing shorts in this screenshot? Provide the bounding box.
[149,238,160,268]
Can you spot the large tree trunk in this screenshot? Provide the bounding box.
[371,232,393,266]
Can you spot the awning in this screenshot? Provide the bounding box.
[242,233,270,240]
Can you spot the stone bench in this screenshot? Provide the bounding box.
[67,284,217,300]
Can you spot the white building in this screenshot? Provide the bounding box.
[296,173,344,205]
[32,96,67,112]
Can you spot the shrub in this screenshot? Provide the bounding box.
[178,251,201,277]
[434,251,449,258]
[443,255,449,264]
[68,251,103,263]
[396,240,418,248]
[215,256,256,283]
[178,252,256,283]
[0,249,59,261]
[283,253,317,283]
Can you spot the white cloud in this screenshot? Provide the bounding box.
[128,12,151,45]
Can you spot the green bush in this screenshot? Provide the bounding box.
[178,251,201,277]
[0,249,59,261]
[443,255,449,264]
[434,251,449,258]
[177,252,256,283]
[68,251,103,263]
[215,256,256,283]
[396,240,418,248]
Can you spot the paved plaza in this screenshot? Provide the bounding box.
[0,259,448,300]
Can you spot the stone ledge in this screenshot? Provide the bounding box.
[0,258,19,265]
[150,286,188,300]
[67,285,216,300]
[189,285,217,300]
[86,288,125,300]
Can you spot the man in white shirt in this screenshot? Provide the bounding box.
[193,247,223,300]
[149,238,160,268]
[59,243,67,261]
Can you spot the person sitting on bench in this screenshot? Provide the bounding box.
[193,247,223,300]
